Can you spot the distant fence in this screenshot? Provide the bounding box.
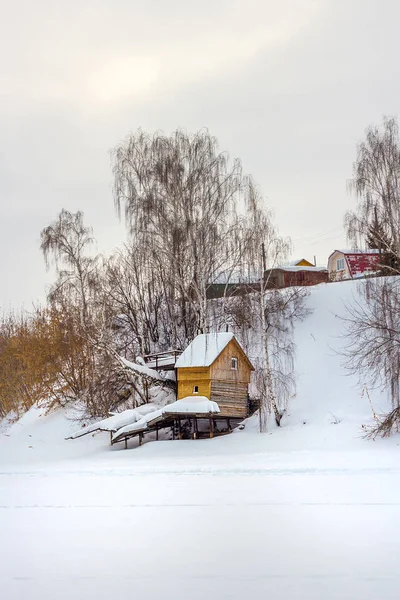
[207,269,329,299]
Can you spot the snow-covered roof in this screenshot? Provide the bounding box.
[112,396,220,442]
[212,269,259,284]
[164,396,220,415]
[175,333,235,368]
[67,405,159,439]
[333,249,380,255]
[276,266,328,272]
[113,408,165,439]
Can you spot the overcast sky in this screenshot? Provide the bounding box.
[1,0,399,309]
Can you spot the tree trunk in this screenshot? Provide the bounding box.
[259,244,281,431]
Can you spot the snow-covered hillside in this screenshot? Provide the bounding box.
[1,279,400,600]
[0,278,393,467]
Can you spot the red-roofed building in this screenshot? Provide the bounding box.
[328,249,381,280]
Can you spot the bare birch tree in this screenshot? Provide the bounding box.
[228,188,297,431]
[40,209,100,323]
[343,277,400,437]
[112,129,270,346]
[103,245,166,356]
[39,210,129,417]
[343,117,400,436]
[346,116,400,269]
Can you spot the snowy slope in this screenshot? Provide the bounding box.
[0,278,395,469]
[290,278,387,426]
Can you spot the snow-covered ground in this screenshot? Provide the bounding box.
[2,279,400,599]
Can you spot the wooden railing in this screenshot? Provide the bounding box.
[143,350,182,371]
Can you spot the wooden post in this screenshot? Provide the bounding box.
[209,416,214,438]
[124,438,127,450]
[110,431,113,445]
[193,417,197,440]
[172,422,175,440]
[156,424,159,441]
[139,432,143,446]
[178,418,182,440]
[227,418,232,433]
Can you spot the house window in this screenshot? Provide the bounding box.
[337,258,345,271]
[231,357,238,370]
[193,385,199,394]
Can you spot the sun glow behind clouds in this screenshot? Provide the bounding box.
[82,1,322,106]
[86,56,160,104]
[0,0,323,110]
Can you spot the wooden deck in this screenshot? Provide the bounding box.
[112,413,244,448]
[143,350,182,371]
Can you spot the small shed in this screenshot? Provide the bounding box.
[264,266,329,289]
[175,333,254,419]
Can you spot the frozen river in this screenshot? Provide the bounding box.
[2,451,400,600]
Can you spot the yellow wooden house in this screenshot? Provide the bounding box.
[175,333,254,418]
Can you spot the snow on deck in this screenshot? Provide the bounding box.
[145,354,180,370]
[119,356,171,381]
[163,396,220,415]
[112,396,220,441]
[112,408,164,439]
[175,332,234,368]
[67,404,159,439]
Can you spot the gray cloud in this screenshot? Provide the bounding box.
[1,0,399,307]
